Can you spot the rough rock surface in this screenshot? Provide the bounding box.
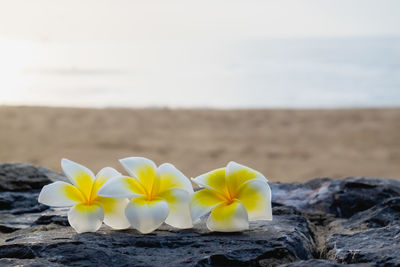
[0,163,399,266]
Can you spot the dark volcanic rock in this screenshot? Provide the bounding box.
[343,197,400,230]
[0,191,48,214]
[322,197,400,266]
[0,163,400,266]
[32,214,69,227]
[273,178,400,267]
[0,163,66,232]
[0,163,66,191]
[272,177,400,218]
[279,259,371,267]
[1,205,315,267]
[325,226,400,266]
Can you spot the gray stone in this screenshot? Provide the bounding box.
[0,205,315,267]
[325,226,400,266]
[272,177,400,218]
[323,197,400,266]
[0,163,66,191]
[1,163,400,266]
[279,259,371,267]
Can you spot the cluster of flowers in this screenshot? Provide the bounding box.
[38,157,272,234]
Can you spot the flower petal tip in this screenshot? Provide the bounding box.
[68,204,104,234]
[125,198,170,234]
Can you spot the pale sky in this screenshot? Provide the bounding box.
[0,0,399,42]
[0,0,399,108]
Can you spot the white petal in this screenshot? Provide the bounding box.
[68,204,104,233]
[157,163,193,193]
[206,200,249,232]
[96,197,130,229]
[38,181,84,207]
[226,161,267,181]
[236,180,272,221]
[92,167,122,195]
[119,157,157,179]
[125,197,169,234]
[96,167,121,180]
[158,188,192,229]
[61,158,95,198]
[98,176,145,198]
[190,188,225,222]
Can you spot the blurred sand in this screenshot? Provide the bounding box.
[0,106,399,183]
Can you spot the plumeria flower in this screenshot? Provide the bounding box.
[191,161,272,232]
[98,157,194,234]
[38,159,130,233]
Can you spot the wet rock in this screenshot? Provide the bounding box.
[0,163,400,266]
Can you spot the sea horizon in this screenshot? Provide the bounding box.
[1,35,399,109]
[2,104,400,110]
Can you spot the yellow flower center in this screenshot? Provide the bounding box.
[134,166,159,202]
[143,179,159,201]
[73,171,109,206]
[223,190,236,205]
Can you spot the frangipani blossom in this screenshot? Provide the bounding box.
[191,161,272,232]
[98,157,194,234]
[38,159,130,233]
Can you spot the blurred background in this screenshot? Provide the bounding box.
[0,0,399,181]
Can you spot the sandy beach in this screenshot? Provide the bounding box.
[0,106,399,183]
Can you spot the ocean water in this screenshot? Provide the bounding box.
[0,36,399,108]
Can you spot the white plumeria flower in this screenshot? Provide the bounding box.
[38,159,130,233]
[191,161,272,232]
[98,157,194,234]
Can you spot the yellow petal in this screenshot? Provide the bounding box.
[119,157,158,196]
[38,181,85,207]
[98,176,145,198]
[158,188,192,229]
[95,197,130,229]
[125,197,169,234]
[226,161,266,196]
[157,163,193,194]
[206,199,249,232]
[190,188,225,222]
[192,168,229,197]
[68,203,104,233]
[61,158,95,201]
[236,180,272,221]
